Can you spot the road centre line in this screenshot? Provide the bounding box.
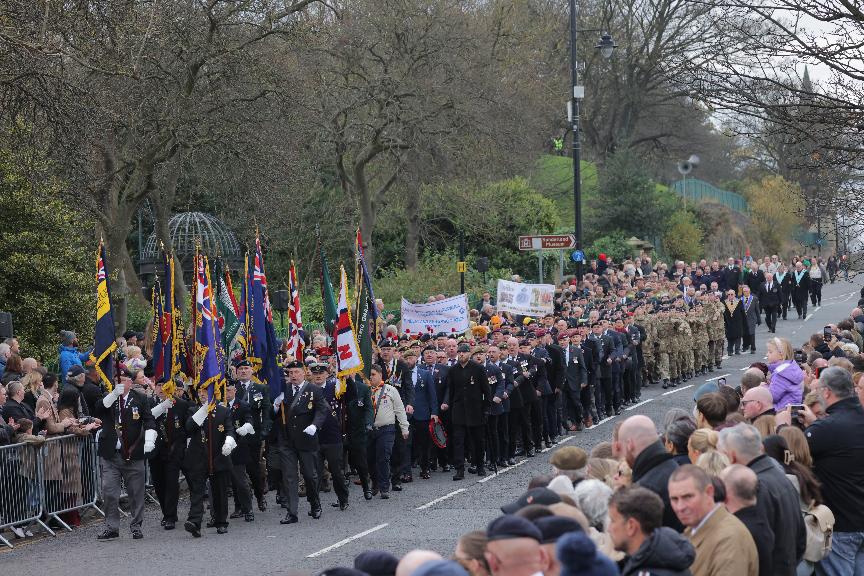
[661,384,694,396]
[625,399,653,411]
[415,488,468,510]
[706,373,731,382]
[306,523,390,558]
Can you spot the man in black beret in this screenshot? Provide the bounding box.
[230,358,271,512]
[376,338,414,490]
[441,343,490,480]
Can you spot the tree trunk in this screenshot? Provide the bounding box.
[355,166,377,271]
[404,188,420,270]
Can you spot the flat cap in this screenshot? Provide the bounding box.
[549,446,588,472]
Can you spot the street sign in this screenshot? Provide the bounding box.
[518,234,577,251]
[571,249,584,263]
[456,261,467,273]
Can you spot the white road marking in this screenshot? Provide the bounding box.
[477,458,529,483]
[415,488,468,510]
[306,523,390,558]
[706,373,730,382]
[625,399,653,411]
[661,384,694,396]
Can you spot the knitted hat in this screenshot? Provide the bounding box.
[556,531,619,576]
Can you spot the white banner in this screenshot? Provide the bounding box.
[495,279,555,317]
[400,294,470,336]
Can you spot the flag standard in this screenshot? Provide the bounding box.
[90,241,118,391]
[215,257,244,365]
[319,242,339,337]
[247,236,283,399]
[194,254,224,406]
[354,230,378,379]
[335,265,363,397]
[287,260,304,359]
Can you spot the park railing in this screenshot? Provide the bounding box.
[0,434,104,548]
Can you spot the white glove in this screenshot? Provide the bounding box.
[222,435,237,456]
[303,424,317,436]
[237,422,255,437]
[102,385,123,408]
[152,397,174,418]
[192,404,209,426]
[143,429,157,454]
[273,392,284,413]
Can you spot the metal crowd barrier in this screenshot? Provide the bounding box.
[0,434,104,549]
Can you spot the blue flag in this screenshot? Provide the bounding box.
[90,241,117,391]
[194,255,224,406]
[247,237,283,399]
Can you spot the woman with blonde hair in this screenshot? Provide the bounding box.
[765,336,804,410]
[586,458,619,488]
[695,450,730,477]
[20,370,43,412]
[778,425,813,468]
[687,428,718,464]
[753,414,777,438]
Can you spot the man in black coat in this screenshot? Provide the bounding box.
[441,343,491,480]
[580,326,600,425]
[759,272,782,333]
[558,331,587,432]
[184,396,236,536]
[721,258,741,293]
[149,380,190,531]
[719,423,806,576]
[618,415,683,531]
[722,464,775,576]
[231,359,272,512]
[543,331,566,443]
[420,346,450,472]
[94,373,157,540]
[791,261,811,319]
[226,381,255,522]
[505,337,539,458]
[269,360,328,525]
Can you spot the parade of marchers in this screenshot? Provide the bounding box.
[2,250,864,576]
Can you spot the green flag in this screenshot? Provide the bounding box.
[320,245,339,337]
[214,258,243,363]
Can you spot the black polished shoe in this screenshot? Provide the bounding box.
[507,458,516,466]
[614,408,622,416]
[131,528,143,539]
[160,518,166,526]
[392,483,403,492]
[311,507,322,519]
[229,510,243,519]
[216,526,228,534]
[184,521,201,538]
[452,469,465,481]
[400,474,413,483]
[497,460,508,468]
[477,468,487,477]
[364,490,373,500]
[206,519,216,528]
[280,514,298,525]
[339,500,349,511]
[420,471,430,480]
[468,466,478,474]
[380,492,390,499]
[442,464,451,472]
[244,512,255,522]
[257,498,267,512]
[163,521,175,531]
[97,529,119,541]
[525,449,535,457]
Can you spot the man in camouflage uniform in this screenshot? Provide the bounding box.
[706,294,726,370]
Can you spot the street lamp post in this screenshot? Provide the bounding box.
[568,0,615,281]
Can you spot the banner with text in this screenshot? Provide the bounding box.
[401,294,470,336]
[496,279,555,317]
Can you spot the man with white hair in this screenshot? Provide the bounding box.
[718,424,805,575]
[618,415,682,530]
[740,386,775,422]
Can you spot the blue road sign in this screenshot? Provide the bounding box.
[571,250,584,263]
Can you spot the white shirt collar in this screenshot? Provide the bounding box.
[691,504,721,535]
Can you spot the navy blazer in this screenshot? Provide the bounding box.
[484,361,507,416]
[409,367,438,421]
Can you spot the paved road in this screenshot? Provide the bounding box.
[3,280,859,575]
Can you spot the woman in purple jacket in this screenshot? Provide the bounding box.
[766,336,804,410]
